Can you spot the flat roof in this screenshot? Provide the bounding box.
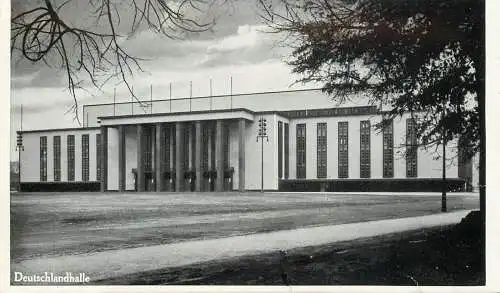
[18,127,100,135]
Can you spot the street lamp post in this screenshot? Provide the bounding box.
[256,117,269,193]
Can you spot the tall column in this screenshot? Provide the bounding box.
[137,124,145,192]
[118,125,126,192]
[215,119,224,192]
[155,123,163,192]
[175,122,185,192]
[195,121,202,192]
[100,126,108,192]
[238,119,246,191]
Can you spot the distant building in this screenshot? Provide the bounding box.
[17,89,477,192]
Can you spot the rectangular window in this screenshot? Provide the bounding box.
[223,124,230,169]
[162,126,171,171]
[53,136,61,181]
[284,123,289,179]
[360,120,371,178]
[201,124,209,171]
[40,136,47,181]
[278,121,283,179]
[317,123,327,178]
[382,119,394,178]
[338,122,349,178]
[82,134,89,182]
[296,124,306,178]
[96,134,102,181]
[144,127,153,172]
[67,135,75,181]
[406,118,418,177]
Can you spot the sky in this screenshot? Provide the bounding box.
[9,0,318,159]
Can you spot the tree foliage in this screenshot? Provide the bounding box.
[259,0,484,157]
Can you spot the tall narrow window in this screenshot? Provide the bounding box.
[96,134,102,181]
[40,136,47,181]
[382,119,394,178]
[338,122,349,178]
[201,124,209,171]
[82,134,89,181]
[360,120,371,178]
[144,127,153,172]
[284,123,289,179]
[406,118,418,177]
[223,124,230,169]
[67,135,75,181]
[296,124,306,178]
[162,126,171,172]
[278,121,283,179]
[53,136,61,181]
[317,123,327,178]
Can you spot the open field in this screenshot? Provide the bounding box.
[11,192,478,263]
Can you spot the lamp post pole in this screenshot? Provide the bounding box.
[256,116,268,193]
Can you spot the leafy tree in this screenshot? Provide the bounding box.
[259,0,484,213]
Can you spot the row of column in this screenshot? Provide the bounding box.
[100,119,246,192]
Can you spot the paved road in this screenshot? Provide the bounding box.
[11,192,478,263]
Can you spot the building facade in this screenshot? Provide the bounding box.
[17,89,477,192]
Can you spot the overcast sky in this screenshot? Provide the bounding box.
[10,0,319,159]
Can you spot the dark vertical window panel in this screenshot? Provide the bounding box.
[284,123,289,179]
[406,118,418,178]
[67,135,75,181]
[317,123,327,178]
[382,119,394,178]
[162,126,171,171]
[82,134,89,182]
[360,120,371,178]
[223,124,230,169]
[296,124,306,179]
[338,122,349,179]
[96,134,102,181]
[53,136,61,181]
[40,136,47,181]
[183,125,190,170]
[144,127,153,172]
[210,124,216,170]
[201,124,209,171]
[278,121,283,179]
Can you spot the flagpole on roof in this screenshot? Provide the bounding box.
[150,84,153,114]
[131,86,134,115]
[210,78,213,111]
[189,81,192,112]
[113,87,116,116]
[230,76,233,110]
[170,82,172,113]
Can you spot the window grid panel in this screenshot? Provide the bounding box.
[406,118,418,178]
[67,135,75,181]
[296,124,306,179]
[284,123,289,179]
[278,121,283,179]
[96,134,102,181]
[382,119,394,178]
[144,127,153,172]
[316,123,327,178]
[53,136,61,181]
[82,134,89,182]
[223,124,230,169]
[360,120,371,178]
[162,126,171,171]
[338,122,349,178]
[40,136,47,181]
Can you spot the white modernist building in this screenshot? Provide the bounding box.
[17,89,477,192]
